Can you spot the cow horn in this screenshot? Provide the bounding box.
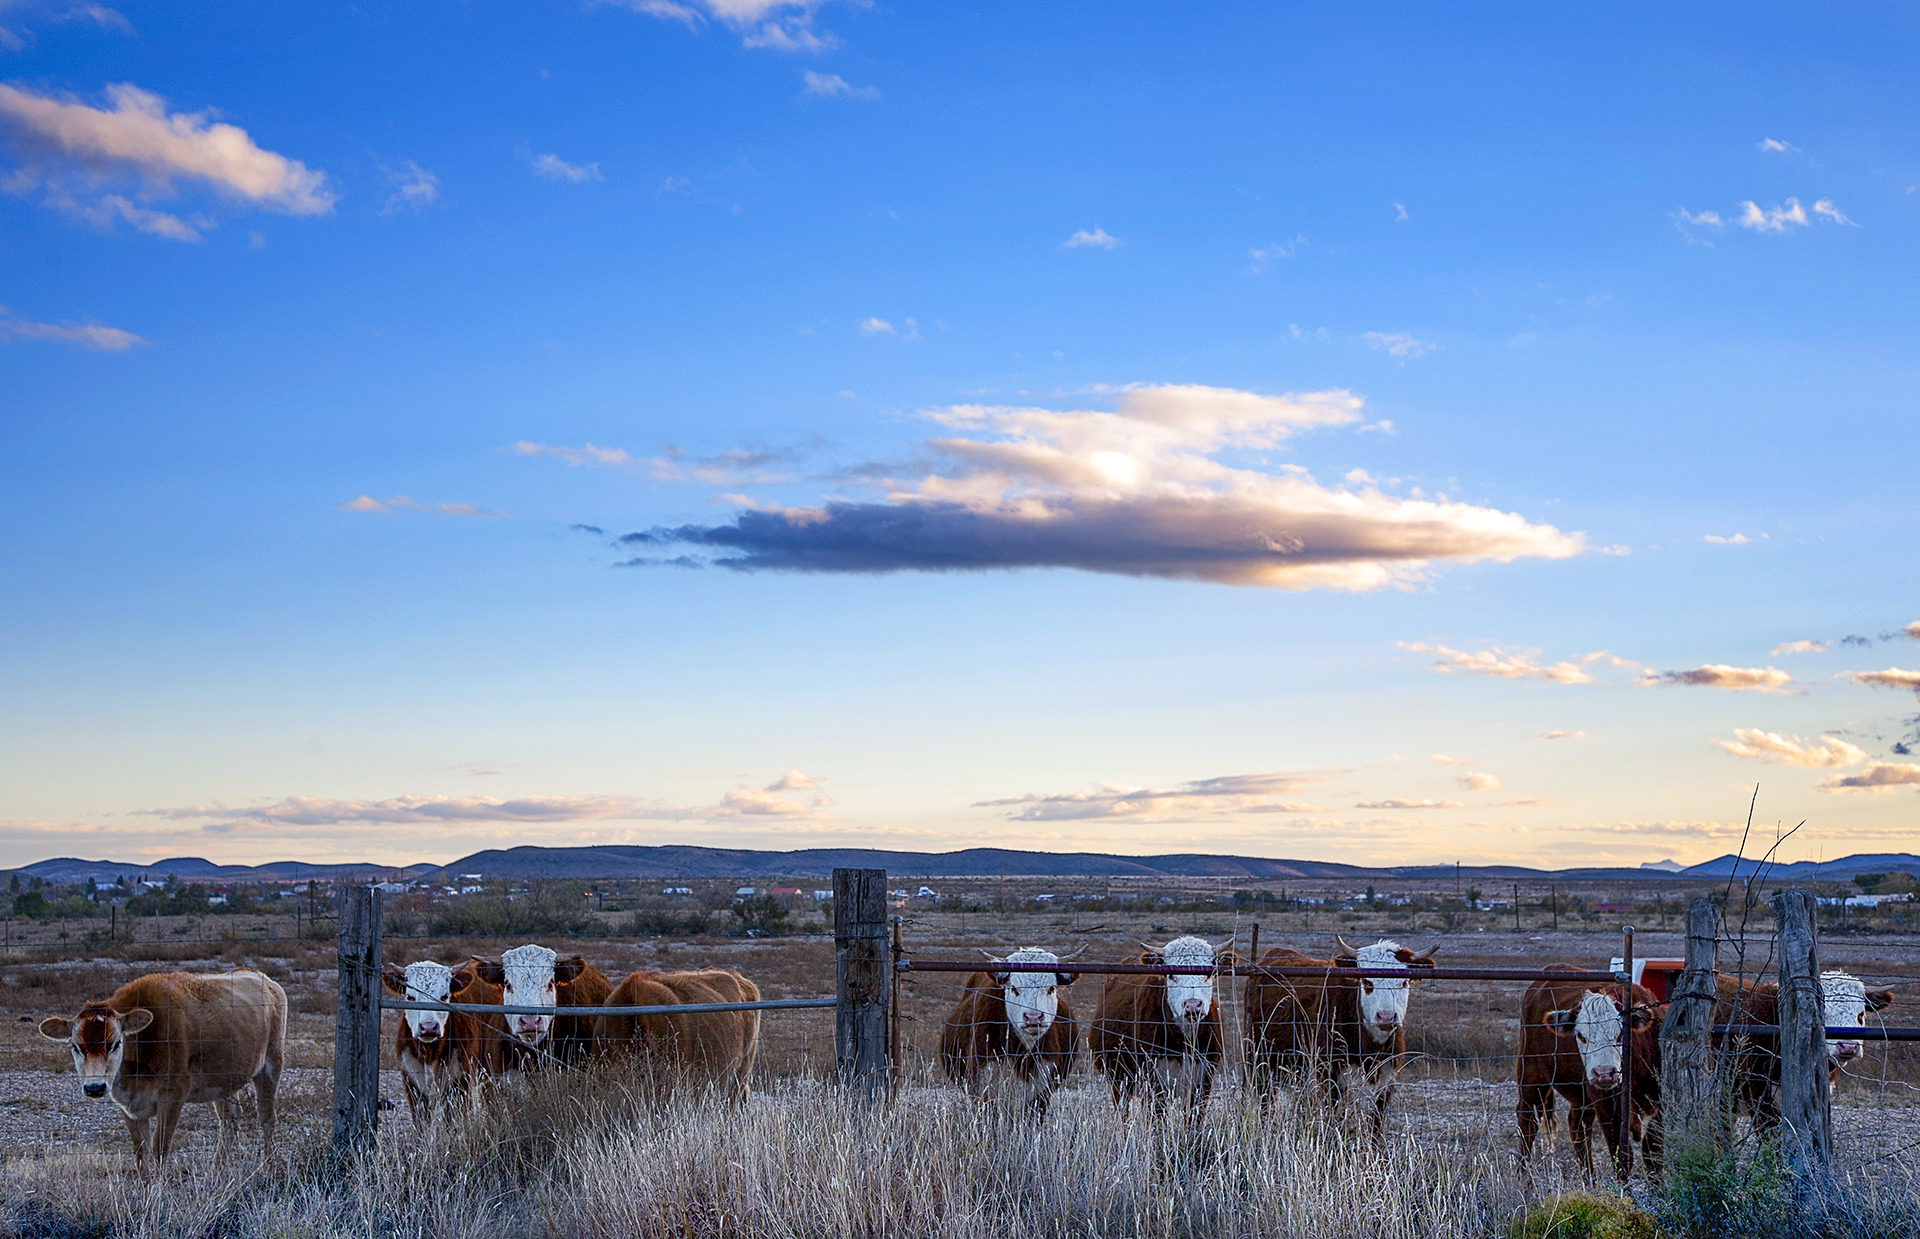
[1211,936,1236,952]
[1334,934,1357,955]
[977,949,1004,962]
[1138,940,1164,956]
[1057,943,1091,961]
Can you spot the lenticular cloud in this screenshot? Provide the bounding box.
[624,384,1584,591]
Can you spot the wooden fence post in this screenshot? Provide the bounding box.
[332,883,381,1152]
[1772,889,1832,1202]
[834,867,889,1101]
[1660,896,1723,1168]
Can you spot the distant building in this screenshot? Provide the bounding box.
[810,890,832,902]
[916,886,937,899]
[735,886,759,898]
[661,886,692,896]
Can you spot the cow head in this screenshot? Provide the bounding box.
[39,1003,153,1099]
[991,947,1075,1047]
[381,961,457,1044]
[1141,936,1235,1041]
[488,944,569,1044]
[1336,936,1437,1043]
[1546,989,1658,1089]
[1821,970,1894,1064]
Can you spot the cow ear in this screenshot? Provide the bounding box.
[449,965,478,992]
[553,956,586,984]
[1335,954,1358,969]
[1140,953,1163,966]
[1057,972,1078,987]
[1399,947,1439,975]
[38,1016,72,1042]
[1629,1005,1658,1031]
[1215,951,1239,969]
[381,965,406,995]
[993,971,1011,986]
[1868,988,1895,1013]
[121,1008,154,1034]
[1545,1009,1578,1035]
[466,957,505,985]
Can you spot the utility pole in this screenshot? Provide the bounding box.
[1455,862,1461,898]
[1513,882,1520,932]
[1551,883,1558,931]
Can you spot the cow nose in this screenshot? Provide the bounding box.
[83,1082,107,1098]
[1023,1011,1044,1024]
[1375,1011,1399,1026]
[418,1022,440,1038]
[1182,998,1204,1017]
[1590,1066,1619,1086]
[1836,1042,1863,1061]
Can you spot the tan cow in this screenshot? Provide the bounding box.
[940,947,1080,1116]
[1091,936,1237,1125]
[39,969,286,1168]
[462,945,614,1066]
[599,968,761,1097]
[1516,967,1663,1181]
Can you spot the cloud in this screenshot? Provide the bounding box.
[510,440,630,467]
[1065,227,1120,249]
[977,771,1331,822]
[1247,236,1304,272]
[1758,138,1799,153]
[532,153,601,182]
[1716,729,1867,768]
[1678,208,1724,228]
[602,0,839,52]
[0,83,333,238]
[381,160,438,215]
[1772,640,1828,656]
[1399,642,1593,684]
[620,385,1585,590]
[858,316,896,335]
[801,70,876,99]
[1363,331,1437,362]
[1430,754,1475,766]
[1817,762,1920,794]
[1459,772,1501,792]
[1356,798,1463,810]
[1540,730,1586,741]
[335,495,502,517]
[1812,199,1855,226]
[1704,533,1749,545]
[1646,664,1794,692]
[1393,202,1408,222]
[1737,198,1808,233]
[0,312,144,350]
[1845,668,1920,697]
[1907,622,1920,642]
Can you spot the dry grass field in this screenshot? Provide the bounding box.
[1,888,1917,1236]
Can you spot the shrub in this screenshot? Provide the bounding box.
[622,908,713,937]
[1509,1193,1664,1239]
[425,882,594,938]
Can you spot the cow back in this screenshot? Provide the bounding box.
[111,970,286,1100]
[448,973,509,1081]
[600,968,761,1089]
[1093,967,1221,1065]
[552,962,614,1062]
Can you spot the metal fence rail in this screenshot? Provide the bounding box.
[900,959,1628,983]
[381,997,834,1017]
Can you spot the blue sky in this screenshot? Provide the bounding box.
[3,1,1917,870]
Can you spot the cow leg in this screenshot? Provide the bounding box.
[1638,1105,1662,1177]
[213,1096,238,1162]
[152,1098,186,1165]
[1515,1082,1549,1165]
[1598,1094,1632,1183]
[1185,1059,1210,1128]
[253,1062,278,1160]
[123,1112,153,1171]
[1567,1098,1597,1178]
[1367,1063,1396,1145]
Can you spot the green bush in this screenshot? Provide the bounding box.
[622,908,713,936]
[425,882,595,938]
[1509,1193,1664,1239]
[1654,1147,1795,1238]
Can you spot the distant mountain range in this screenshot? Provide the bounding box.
[10,845,1919,885]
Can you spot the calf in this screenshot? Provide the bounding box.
[40,969,286,1168]
[464,945,614,1065]
[1720,970,1894,1131]
[1090,936,1237,1124]
[940,948,1080,1116]
[1245,937,1436,1140]
[599,968,761,1098]
[1516,966,1663,1181]
[380,960,508,1124]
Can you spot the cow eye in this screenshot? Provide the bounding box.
[1045,986,1055,995]
[1575,1034,1586,1043]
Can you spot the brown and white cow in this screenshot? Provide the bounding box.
[39,969,286,1168]
[1517,966,1663,1181]
[380,960,508,1124]
[1719,969,1894,1131]
[1090,936,1237,1124]
[598,967,761,1098]
[1244,937,1436,1140]
[940,947,1080,1116]
[463,945,613,1066]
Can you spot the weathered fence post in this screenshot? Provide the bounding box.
[834,867,889,1101]
[1660,896,1723,1168]
[332,883,381,1152]
[1772,889,1833,1203]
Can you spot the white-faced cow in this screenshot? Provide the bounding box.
[940,948,1080,1116]
[1722,969,1894,1131]
[464,945,614,1065]
[380,960,508,1124]
[1517,966,1663,1181]
[598,967,761,1099]
[40,969,286,1169]
[1090,936,1237,1124]
[1244,937,1436,1140]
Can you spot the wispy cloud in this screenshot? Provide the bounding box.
[1716,729,1866,768]
[532,153,601,182]
[1844,668,1920,697]
[977,770,1331,822]
[1817,762,1920,794]
[335,495,502,517]
[1357,798,1462,810]
[1363,331,1437,362]
[801,70,877,99]
[0,311,144,350]
[1065,226,1120,249]
[1737,198,1808,233]
[601,0,839,52]
[1907,622,1920,643]
[1704,533,1749,545]
[1429,754,1475,766]
[0,83,333,240]
[1772,639,1828,656]
[1540,729,1586,741]
[617,385,1584,590]
[859,316,897,335]
[509,440,631,467]
[1758,138,1799,153]
[1399,642,1593,684]
[1459,772,1501,792]
[1812,199,1855,226]
[380,160,438,215]
[1392,202,1408,222]
[1247,236,1304,272]
[1645,664,1794,692]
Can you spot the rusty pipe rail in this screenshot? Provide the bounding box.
[897,959,1627,983]
[381,996,834,1017]
[1712,1025,1920,1041]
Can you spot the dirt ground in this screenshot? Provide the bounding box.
[2,905,1916,1174]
